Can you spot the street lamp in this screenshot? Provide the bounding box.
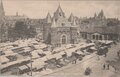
[30,51,32,76]
[28,44,35,76]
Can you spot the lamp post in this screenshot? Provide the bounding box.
[28,44,34,76]
[30,52,32,76]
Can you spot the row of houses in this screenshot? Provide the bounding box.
[80,11,120,41]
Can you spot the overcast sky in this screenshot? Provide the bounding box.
[2,0,120,19]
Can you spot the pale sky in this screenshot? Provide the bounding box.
[2,0,120,19]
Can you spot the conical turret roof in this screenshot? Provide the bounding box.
[68,13,74,22]
[51,18,56,27]
[46,12,52,23]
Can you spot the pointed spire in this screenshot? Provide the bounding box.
[53,3,65,20]
[98,9,105,19]
[46,12,52,23]
[73,17,76,26]
[16,12,18,16]
[68,13,74,22]
[51,18,56,27]
[94,13,97,18]
[0,0,3,7]
[0,0,4,13]
[56,3,63,13]
[100,9,104,16]
[0,0,5,21]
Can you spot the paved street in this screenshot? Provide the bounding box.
[42,43,120,77]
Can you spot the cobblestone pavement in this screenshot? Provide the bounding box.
[40,43,120,77]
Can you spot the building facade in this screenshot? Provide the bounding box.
[0,0,120,44]
[80,10,120,41]
[50,5,79,46]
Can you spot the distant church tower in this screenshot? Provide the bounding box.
[0,0,5,21]
[0,0,7,42]
[97,10,105,19]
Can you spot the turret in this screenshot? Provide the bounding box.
[51,18,56,27]
[16,12,19,16]
[46,12,52,23]
[98,9,105,19]
[94,13,97,18]
[73,18,77,26]
[68,13,74,22]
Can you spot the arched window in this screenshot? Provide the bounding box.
[96,35,99,40]
[93,35,95,40]
[61,35,67,44]
[99,35,102,40]
[59,13,62,16]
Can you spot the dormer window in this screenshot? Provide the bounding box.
[62,23,65,26]
[59,13,62,16]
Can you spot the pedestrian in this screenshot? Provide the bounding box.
[74,59,77,64]
[44,66,46,70]
[97,55,100,60]
[103,64,106,70]
[27,72,29,75]
[117,51,120,57]
[104,52,107,57]
[107,64,110,70]
[112,65,116,72]
[84,67,92,75]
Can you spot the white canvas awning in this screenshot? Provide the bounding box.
[32,59,45,69]
[0,56,9,63]
[65,44,73,49]
[34,49,43,54]
[31,51,40,58]
[19,65,28,70]
[105,41,113,44]
[53,53,62,59]
[1,58,30,69]
[75,51,84,55]
[4,50,14,55]
[46,54,55,60]
[90,47,97,50]
[24,47,31,52]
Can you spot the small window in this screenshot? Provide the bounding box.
[59,13,61,16]
[62,23,65,26]
[93,35,95,40]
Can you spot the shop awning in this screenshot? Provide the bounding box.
[1,58,30,69]
[90,47,97,51]
[0,56,9,63]
[32,59,45,69]
[75,51,84,55]
[19,65,28,70]
[31,51,40,58]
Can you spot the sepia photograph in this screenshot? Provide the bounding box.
[0,0,120,77]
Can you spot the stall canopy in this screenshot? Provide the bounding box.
[31,51,40,58]
[75,51,85,55]
[34,50,43,54]
[24,47,32,52]
[0,56,9,63]
[33,59,45,69]
[4,50,14,55]
[1,58,30,69]
[53,53,62,59]
[19,65,28,71]
[90,47,97,51]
